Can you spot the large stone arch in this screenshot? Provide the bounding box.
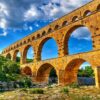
[22,45,34,64]
[63,24,93,55]
[13,50,21,62]
[22,66,32,76]
[6,53,11,60]
[37,37,59,61]
[36,63,58,84]
[63,58,95,85]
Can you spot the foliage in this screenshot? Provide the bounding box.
[47,84,52,88]
[69,82,80,88]
[61,87,69,94]
[29,88,44,94]
[0,56,20,82]
[2,61,20,74]
[16,57,20,63]
[70,94,91,100]
[20,88,28,92]
[0,56,32,87]
[26,59,33,63]
[18,76,32,88]
[78,66,94,77]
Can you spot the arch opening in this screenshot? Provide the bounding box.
[23,45,34,63]
[36,63,58,84]
[37,34,40,38]
[64,26,93,55]
[62,21,68,26]
[22,66,32,76]
[64,59,95,86]
[48,28,52,33]
[42,31,46,36]
[6,53,11,60]
[32,36,35,40]
[13,50,21,63]
[72,16,78,22]
[40,38,58,60]
[54,25,60,30]
[83,10,92,17]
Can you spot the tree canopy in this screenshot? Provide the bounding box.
[78,66,94,77]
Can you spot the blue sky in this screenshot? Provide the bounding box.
[0,0,92,67]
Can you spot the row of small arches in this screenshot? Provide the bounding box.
[2,4,100,54]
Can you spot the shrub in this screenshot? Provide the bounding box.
[30,88,44,94]
[20,88,28,92]
[69,82,80,88]
[61,87,69,94]
[70,94,91,100]
[47,84,52,88]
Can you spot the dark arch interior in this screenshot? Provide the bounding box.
[6,53,11,60]
[37,63,58,84]
[23,66,32,76]
[49,68,58,84]
[40,38,58,60]
[64,26,93,55]
[64,59,95,86]
[72,16,78,22]
[83,10,91,17]
[37,34,40,38]
[48,28,52,33]
[62,21,68,26]
[55,25,59,30]
[97,4,100,11]
[42,31,46,36]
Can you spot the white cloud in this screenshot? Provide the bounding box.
[0,0,92,30]
[71,27,91,40]
[0,30,8,36]
[0,18,7,29]
[40,0,92,21]
[80,62,91,69]
[24,5,41,21]
[23,23,28,30]
[0,2,9,16]
[29,26,33,31]
[34,23,39,27]
[0,3,8,29]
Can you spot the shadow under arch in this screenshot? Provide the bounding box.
[97,4,100,11]
[36,63,58,84]
[63,58,95,85]
[37,37,58,61]
[6,53,11,60]
[22,66,32,76]
[63,25,93,55]
[22,45,34,64]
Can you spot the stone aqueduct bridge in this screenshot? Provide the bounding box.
[1,0,100,87]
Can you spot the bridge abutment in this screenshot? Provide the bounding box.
[95,67,100,88]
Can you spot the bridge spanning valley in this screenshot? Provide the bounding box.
[2,0,100,88]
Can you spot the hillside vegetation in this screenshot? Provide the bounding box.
[0,56,32,88]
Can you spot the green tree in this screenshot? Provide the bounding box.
[78,66,94,77]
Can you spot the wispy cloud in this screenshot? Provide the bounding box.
[0,0,92,37]
[71,27,91,40]
[0,0,92,29]
[0,30,8,36]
